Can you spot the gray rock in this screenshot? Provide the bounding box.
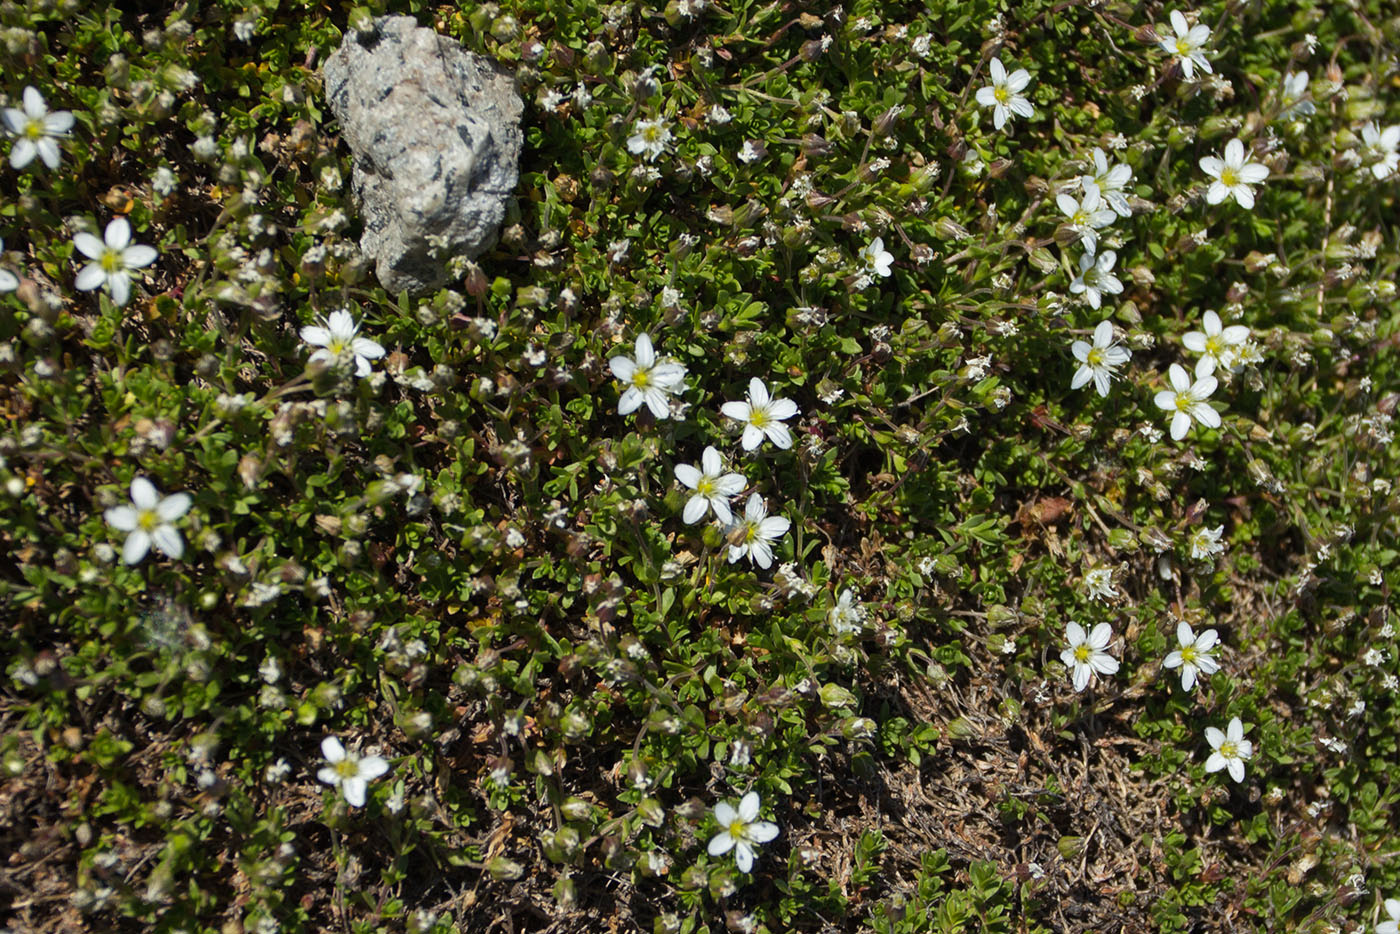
[323,15,523,294]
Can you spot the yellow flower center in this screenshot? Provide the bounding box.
[100,249,123,273]
[748,409,769,428]
[632,368,651,388]
[1176,38,1192,56]
[1086,347,1105,367]
[1073,644,1092,663]
[25,118,44,140]
[695,476,715,497]
[1219,167,1238,187]
[137,509,158,531]
[744,525,758,543]
[1219,741,1237,759]
[334,758,360,778]
[644,127,661,142]
[1175,395,1192,412]
[327,337,348,355]
[728,819,747,838]
[1205,335,1223,356]
[1180,645,1198,664]
[994,87,1010,104]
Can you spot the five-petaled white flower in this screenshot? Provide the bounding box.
[722,377,798,451]
[608,332,687,418]
[1163,621,1220,691]
[1200,139,1269,209]
[1083,567,1118,602]
[1376,898,1400,934]
[1154,363,1220,440]
[1360,122,1400,180]
[1204,717,1253,783]
[73,218,158,307]
[829,589,867,635]
[301,308,385,378]
[1060,621,1119,693]
[1278,71,1314,120]
[1159,10,1212,80]
[707,791,779,873]
[1081,147,1134,217]
[1069,250,1124,311]
[1070,319,1131,397]
[317,736,390,808]
[627,117,672,162]
[1056,182,1116,252]
[1183,310,1250,376]
[859,237,894,278]
[675,445,746,524]
[2,86,74,170]
[104,477,192,565]
[1189,524,1225,559]
[0,237,18,293]
[974,57,1034,131]
[726,493,790,570]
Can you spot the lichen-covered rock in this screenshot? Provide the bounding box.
[323,15,523,294]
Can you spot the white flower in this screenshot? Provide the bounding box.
[974,57,1034,131]
[1203,717,1253,783]
[726,493,791,570]
[72,218,158,307]
[859,237,894,278]
[627,117,672,162]
[1056,182,1116,252]
[1153,363,1220,440]
[1182,310,1250,376]
[1189,524,1225,559]
[1081,147,1134,217]
[1070,319,1131,397]
[1163,621,1220,691]
[1083,567,1118,602]
[1068,250,1124,311]
[316,737,390,808]
[2,86,74,170]
[706,791,779,873]
[721,377,799,451]
[1377,898,1400,934]
[0,237,18,293]
[1159,10,1212,80]
[829,589,867,635]
[608,333,688,418]
[675,446,746,524]
[301,308,385,378]
[1278,71,1314,119]
[1060,622,1119,692]
[737,140,761,163]
[1360,122,1400,180]
[1200,139,1269,209]
[104,477,192,565]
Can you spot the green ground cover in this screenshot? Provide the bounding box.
[2,1,1400,932]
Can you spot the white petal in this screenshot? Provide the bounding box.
[701,446,723,476]
[1176,621,1194,646]
[1006,69,1032,93]
[104,217,132,250]
[989,57,1006,84]
[682,495,709,524]
[44,110,74,133]
[1226,718,1244,743]
[322,736,346,762]
[748,820,779,843]
[157,492,192,521]
[122,529,152,565]
[749,541,773,568]
[36,137,60,169]
[763,422,793,449]
[709,496,733,526]
[740,424,764,451]
[747,377,769,406]
[317,766,340,786]
[0,269,15,293]
[708,831,736,856]
[1065,621,1086,645]
[1093,369,1110,397]
[1182,332,1208,353]
[1198,156,1223,178]
[1227,758,1245,783]
[301,325,330,346]
[1171,410,1191,440]
[1232,185,1255,210]
[8,138,35,168]
[1070,365,1093,390]
[1071,664,1090,692]
[607,354,636,381]
[342,776,367,807]
[105,506,139,531]
[1087,623,1113,649]
[714,474,746,496]
[617,387,643,415]
[1093,319,1114,346]
[1204,751,1226,773]
[130,477,159,510]
[1180,666,1198,691]
[643,388,670,419]
[720,400,750,422]
[634,333,656,369]
[122,244,158,269]
[1204,727,1225,750]
[738,791,761,822]
[734,842,755,873]
[674,463,702,489]
[1163,651,1183,669]
[1009,97,1034,118]
[1195,629,1219,652]
[767,398,798,421]
[1089,653,1119,675]
[1170,10,1188,36]
[326,309,356,339]
[22,87,46,118]
[151,524,184,559]
[744,493,765,522]
[1205,181,1228,205]
[1191,403,1221,428]
[352,337,384,359]
[1224,139,1244,166]
[359,756,390,780]
[714,801,737,826]
[108,272,131,306]
[1153,389,1179,412]
[975,86,1000,108]
[757,516,791,539]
